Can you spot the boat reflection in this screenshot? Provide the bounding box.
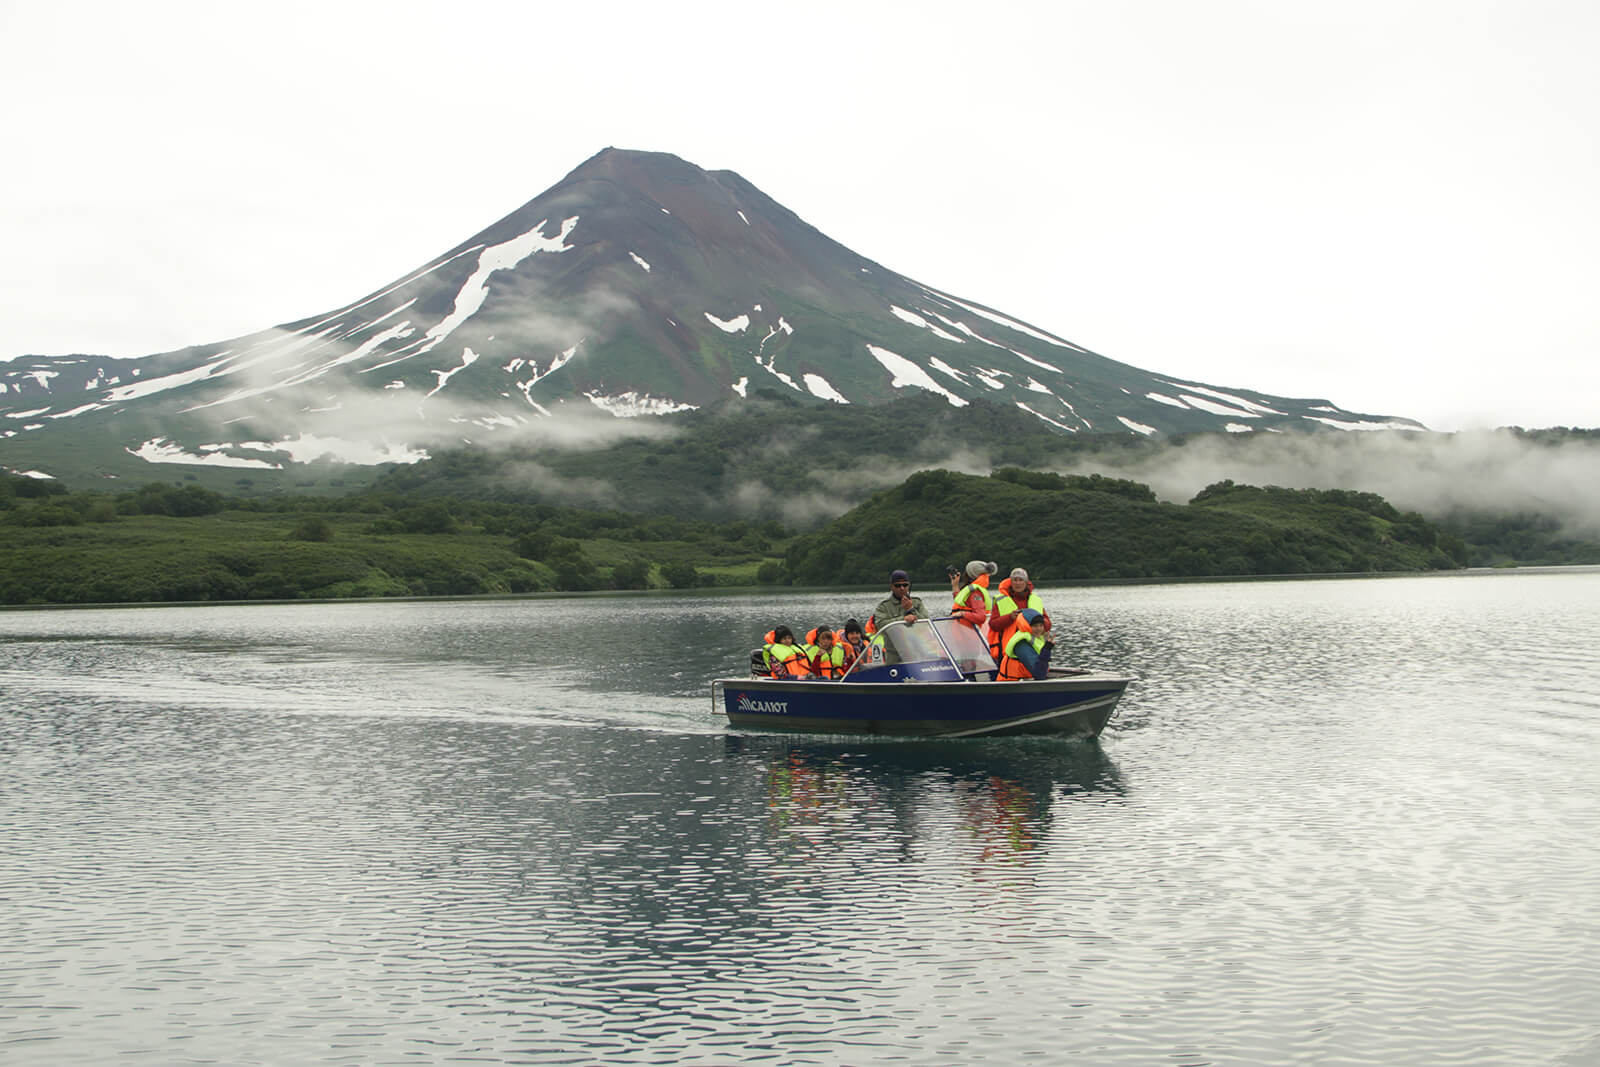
[726,734,1125,872]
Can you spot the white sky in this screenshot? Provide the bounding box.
[3,0,1597,431]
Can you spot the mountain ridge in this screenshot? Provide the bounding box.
[1,147,1422,487]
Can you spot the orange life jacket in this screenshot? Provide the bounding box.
[950,573,992,629]
[996,618,1042,681]
[762,631,810,678]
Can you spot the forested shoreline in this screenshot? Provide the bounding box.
[0,465,1497,607]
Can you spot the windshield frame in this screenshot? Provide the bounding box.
[840,618,976,682]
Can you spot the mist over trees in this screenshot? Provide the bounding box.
[3,400,1595,605]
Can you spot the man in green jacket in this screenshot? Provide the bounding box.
[870,569,933,632]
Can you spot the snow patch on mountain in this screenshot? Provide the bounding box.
[732,376,749,398]
[344,300,415,339]
[1146,392,1189,409]
[181,325,348,410]
[1118,416,1158,436]
[128,437,283,469]
[584,392,697,417]
[753,351,801,392]
[1009,348,1061,374]
[413,217,578,360]
[1226,423,1255,433]
[705,311,751,334]
[866,345,967,407]
[1302,415,1421,431]
[1179,394,1258,419]
[889,305,964,343]
[512,343,582,404]
[1161,381,1283,416]
[456,413,521,430]
[426,348,479,398]
[297,244,485,338]
[107,354,232,402]
[49,403,106,418]
[920,286,1085,352]
[629,252,651,271]
[229,434,429,465]
[1015,402,1076,432]
[928,357,970,385]
[292,320,416,386]
[804,374,849,404]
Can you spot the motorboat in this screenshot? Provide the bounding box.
[713,618,1132,738]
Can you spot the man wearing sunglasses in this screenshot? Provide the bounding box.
[869,569,933,633]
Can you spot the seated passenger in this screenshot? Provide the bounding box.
[762,626,811,679]
[989,567,1049,664]
[997,609,1054,681]
[837,618,867,670]
[806,627,848,679]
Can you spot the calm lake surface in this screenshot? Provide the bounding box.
[4,569,1600,1065]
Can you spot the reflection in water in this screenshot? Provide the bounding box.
[4,570,1600,1064]
[737,735,1127,883]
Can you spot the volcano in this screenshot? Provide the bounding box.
[0,147,1420,483]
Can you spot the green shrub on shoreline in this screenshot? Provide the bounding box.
[0,467,1488,607]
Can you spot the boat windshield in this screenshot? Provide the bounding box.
[872,620,948,665]
[929,618,998,676]
[842,619,973,682]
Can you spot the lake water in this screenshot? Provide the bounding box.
[4,569,1599,1065]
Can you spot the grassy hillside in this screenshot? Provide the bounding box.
[0,476,785,605]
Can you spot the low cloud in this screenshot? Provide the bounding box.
[492,460,624,511]
[1067,430,1600,534]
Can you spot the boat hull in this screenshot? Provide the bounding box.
[716,672,1130,739]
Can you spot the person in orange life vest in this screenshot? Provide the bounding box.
[997,609,1054,680]
[949,559,999,631]
[804,627,848,679]
[837,618,867,669]
[762,626,811,679]
[989,567,1050,657]
[870,569,932,632]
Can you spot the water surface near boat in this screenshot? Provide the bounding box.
[4,569,1600,1064]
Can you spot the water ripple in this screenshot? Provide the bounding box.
[4,572,1600,1063]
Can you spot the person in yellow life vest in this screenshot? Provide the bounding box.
[804,627,848,679]
[950,559,998,631]
[997,609,1055,681]
[762,626,811,679]
[988,567,1049,663]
